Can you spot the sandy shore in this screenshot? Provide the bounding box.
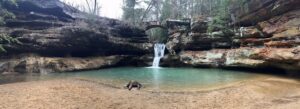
[0,77,300,109]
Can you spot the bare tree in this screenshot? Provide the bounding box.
[62,0,101,16]
[140,0,155,22]
[85,0,101,15]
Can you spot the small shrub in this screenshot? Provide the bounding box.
[0,0,17,26]
[0,45,7,53]
[0,33,21,53]
[0,17,5,25]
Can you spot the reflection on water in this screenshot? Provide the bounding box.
[0,67,264,91]
[152,68,160,90]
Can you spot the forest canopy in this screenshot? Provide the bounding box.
[121,0,246,24]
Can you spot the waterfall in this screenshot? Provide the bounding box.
[151,43,166,68]
[240,27,245,37]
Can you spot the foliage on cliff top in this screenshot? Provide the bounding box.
[207,0,234,37]
[0,0,17,25]
[0,33,21,53]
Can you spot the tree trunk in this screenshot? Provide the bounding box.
[94,0,97,15]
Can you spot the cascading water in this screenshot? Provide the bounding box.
[151,43,166,68]
[240,27,245,37]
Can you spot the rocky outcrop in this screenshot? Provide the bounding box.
[180,47,300,70]
[258,9,300,38]
[0,54,124,75]
[0,0,152,74]
[164,1,300,72]
[0,0,151,57]
[166,17,233,55]
[231,0,300,26]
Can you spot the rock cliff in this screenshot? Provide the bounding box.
[165,0,300,72]
[0,0,152,74]
[231,0,300,26]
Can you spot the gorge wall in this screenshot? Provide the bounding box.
[164,0,300,72]
[0,0,152,74]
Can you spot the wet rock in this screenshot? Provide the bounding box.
[160,55,187,67]
[1,71,19,75]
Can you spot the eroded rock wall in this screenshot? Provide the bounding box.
[165,0,300,72]
[1,0,151,56]
[0,54,124,75]
[0,0,152,74]
[180,47,300,70]
[231,0,300,26]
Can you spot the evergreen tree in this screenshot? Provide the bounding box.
[122,0,137,24]
[160,0,172,20]
[0,0,17,25]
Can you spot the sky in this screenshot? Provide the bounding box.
[61,0,123,19]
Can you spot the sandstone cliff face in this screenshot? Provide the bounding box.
[231,0,300,26]
[165,0,300,71]
[0,54,124,74]
[1,0,151,56]
[166,20,232,55]
[0,0,152,74]
[180,47,300,70]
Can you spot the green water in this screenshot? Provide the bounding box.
[0,67,263,91]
